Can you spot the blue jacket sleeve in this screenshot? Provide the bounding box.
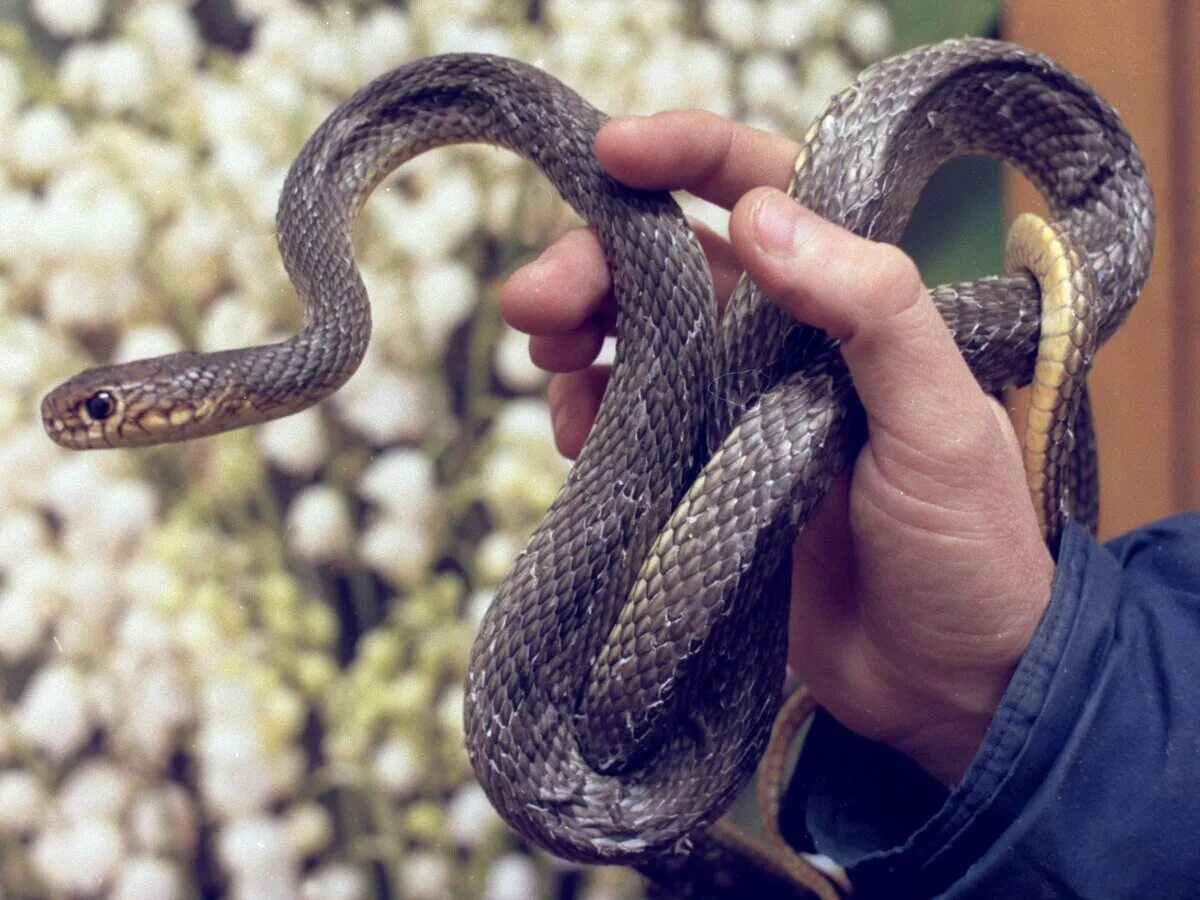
[780,512,1200,898]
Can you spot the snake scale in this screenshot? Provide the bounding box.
[43,38,1153,897]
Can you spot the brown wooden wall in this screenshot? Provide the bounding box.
[1003,0,1199,537]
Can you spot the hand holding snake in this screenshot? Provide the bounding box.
[42,40,1153,897]
[505,111,1056,786]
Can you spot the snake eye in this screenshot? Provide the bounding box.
[84,390,117,421]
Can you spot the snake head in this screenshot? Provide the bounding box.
[41,352,222,450]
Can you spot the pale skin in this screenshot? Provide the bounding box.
[500,111,1057,787]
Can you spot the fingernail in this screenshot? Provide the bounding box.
[752,191,816,258]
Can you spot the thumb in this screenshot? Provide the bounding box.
[728,186,1016,496]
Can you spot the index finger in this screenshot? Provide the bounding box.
[595,110,800,210]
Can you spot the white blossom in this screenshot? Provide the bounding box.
[31,819,124,894]
[60,41,154,115]
[356,8,414,80]
[115,658,193,767]
[843,1,892,61]
[130,3,203,76]
[127,786,197,855]
[759,0,832,50]
[0,53,23,129]
[114,324,186,363]
[58,760,132,823]
[259,409,329,476]
[30,0,106,38]
[301,863,367,900]
[445,782,502,847]
[0,770,48,834]
[494,324,546,392]
[484,854,540,900]
[286,485,352,562]
[410,260,478,354]
[17,662,92,762]
[111,855,182,900]
[159,207,229,303]
[218,815,300,898]
[475,530,524,585]
[200,292,272,352]
[371,736,423,796]
[198,723,277,818]
[9,106,76,179]
[0,587,48,663]
[402,852,451,900]
[705,0,760,49]
[43,266,141,327]
[334,368,438,445]
[68,478,158,557]
[285,802,333,857]
[357,448,438,518]
[360,517,437,587]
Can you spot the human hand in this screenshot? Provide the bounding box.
[499,111,1054,785]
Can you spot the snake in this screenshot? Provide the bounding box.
[42,38,1153,897]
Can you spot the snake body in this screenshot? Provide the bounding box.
[42,39,1153,893]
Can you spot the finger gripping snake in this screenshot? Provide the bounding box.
[42,39,1153,892]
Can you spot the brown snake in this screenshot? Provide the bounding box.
[43,39,1153,897]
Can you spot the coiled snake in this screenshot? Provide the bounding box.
[43,39,1154,898]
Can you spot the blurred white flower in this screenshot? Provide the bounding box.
[115,324,186,363]
[116,658,193,767]
[334,368,438,445]
[17,662,92,762]
[705,0,760,49]
[371,736,422,796]
[286,485,352,562]
[127,785,197,855]
[60,41,153,115]
[741,52,796,114]
[411,260,477,355]
[68,478,158,558]
[484,853,540,900]
[259,409,328,476]
[79,185,149,264]
[445,782,502,847]
[30,0,105,38]
[112,855,182,900]
[430,21,513,57]
[301,862,367,900]
[32,819,124,894]
[360,517,437,587]
[62,558,122,635]
[218,815,300,899]
[58,759,132,823]
[0,53,23,129]
[0,770,48,834]
[378,167,481,262]
[9,106,76,179]
[130,3,202,77]
[159,207,229,303]
[200,292,272,352]
[285,802,333,857]
[0,510,49,568]
[0,587,48,663]
[358,448,437,518]
[199,723,277,818]
[759,0,828,50]
[44,266,141,327]
[356,8,414,80]
[402,852,451,900]
[843,1,892,61]
[475,530,523,585]
[494,324,546,393]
